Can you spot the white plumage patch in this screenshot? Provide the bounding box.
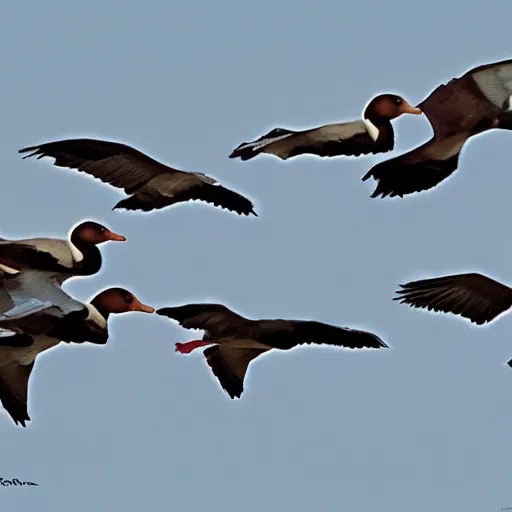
[68,240,84,263]
[363,118,380,142]
[0,264,20,275]
[67,225,84,263]
[473,62,512,108]
[85,304,108,330]
[0,299,54,321]
[0,328,18,338]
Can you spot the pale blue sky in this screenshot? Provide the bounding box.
[2,1,512,511]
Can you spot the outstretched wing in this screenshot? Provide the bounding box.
[157,304,245,335]
[394,272,512,324]
[19,138,181,194]
[362,134,468,198]
[256,319,388,350]
[114,182,257,216]
[203,340,270,398]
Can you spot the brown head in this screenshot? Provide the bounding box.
[91,288,155,318]
[363,94,422,122]
[71,221,126,246]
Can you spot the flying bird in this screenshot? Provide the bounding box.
[157,303,388,399]
[229,94,421,161]
[19,138,257,216]
[363,58,512,198]
[0,288,154,426]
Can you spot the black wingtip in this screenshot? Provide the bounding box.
[18,146,42,159]
[374,335,389,349]
[227,144,258,162]
[507,359,512,368]
[18,145,35,154]
[361,170,372,182]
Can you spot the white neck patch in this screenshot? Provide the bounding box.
[0,263,20,275]
[67,226,84,263]
[86,303,108,330]
[363,118,380,142]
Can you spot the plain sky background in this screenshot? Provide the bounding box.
[2,1,512,510]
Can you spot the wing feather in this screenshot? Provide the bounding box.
[394,272,512,324]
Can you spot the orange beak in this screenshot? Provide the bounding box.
[133,299,155,314]
[105,230,127,242]
[401,101,422,115]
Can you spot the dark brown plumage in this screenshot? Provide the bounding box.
[229,94,421,161]
[394,272,512,325]
[157,303,388,398]
[19,138,257,216]
[0,362,33,427]
[363,58,512,198]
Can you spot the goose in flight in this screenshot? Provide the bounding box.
[363,58,512,198]
[19,138,257,216]
[157,303,388,399]
[229,94,421,161]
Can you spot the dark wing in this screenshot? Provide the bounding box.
[0,242,70,274]
[394,272,512,324]
[203,341,270,399]
[157,304,244,335]
[0,362,34,427]
[0,332,33,348]
[19,138,176,194]
[257,320,388,350]
[113,182,257,216]
[229,121,387,161]
[361,135,467,198]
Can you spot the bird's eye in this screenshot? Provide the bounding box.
[125,295,134,304]
[100,227,106,232]
[395,97,402,105]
